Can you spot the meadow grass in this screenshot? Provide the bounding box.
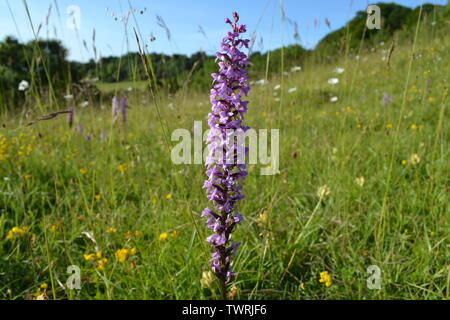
[0,7,449,300]
[96,80,148,94]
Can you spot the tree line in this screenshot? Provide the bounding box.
[0,2,448,109]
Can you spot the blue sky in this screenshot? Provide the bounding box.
[0,0,446,62]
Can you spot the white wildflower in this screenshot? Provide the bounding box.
[317,185,330,198]
[18,80,29,91]
[255,79,269,86]
[355,176,365,187]
[200,271,215,289]
[410,154,421,165]
[328,78,339,85]
[256,211,269,227]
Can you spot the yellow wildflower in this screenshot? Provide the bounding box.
[14,226,27,235]
[83,253,95,261]
[130,248,138,255]
[123,230,141,238]
[106,227,117,234]
[94,194,101,200]
[117,164,128,173]
[79,168,88,175]
[49,224,59,233]
[169,230,178,238]
[401,159,408,165]
[385,123,393,129]
[159,232,168,241]
[96,258,108,270]
[115,249,129,263]
[6,226,28,239]
[319,271,332,287]
[34,286,48,299]
[165,193,172,200]
[410,124,418,130]
[344,106,354,114]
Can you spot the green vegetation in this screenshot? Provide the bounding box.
[1,2,447,108]
[0,2,449,300]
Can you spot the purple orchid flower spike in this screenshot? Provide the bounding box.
[120,95,127,124]
[202,12,250,298]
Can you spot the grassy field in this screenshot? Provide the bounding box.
[96,80,148,94]
[1,9,449,300]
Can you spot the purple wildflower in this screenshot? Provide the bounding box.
[76,124,83,134]
[120,95,127,124]
[382,92,393,107]
[202,12,250,292]
[84,135,91,141]
[112,96,119,123]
